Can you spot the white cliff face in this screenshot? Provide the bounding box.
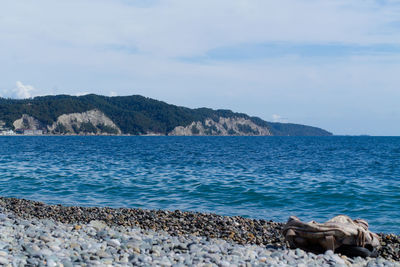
[13,115,45,130]
[11,113,271,136]
[48,109,121,134]
[168,117,271,136]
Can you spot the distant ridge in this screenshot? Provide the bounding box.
[0,94,332,136]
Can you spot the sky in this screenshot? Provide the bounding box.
[1,0,400,135]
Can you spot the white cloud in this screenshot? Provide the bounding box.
[1,81,35,99]
[272,114,288,123]
[15,81,35,99]
[74,92,90,96]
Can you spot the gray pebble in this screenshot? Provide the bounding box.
[0,203,398,267]
[107,238,121,247]
[0,256,9,265]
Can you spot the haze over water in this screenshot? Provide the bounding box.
[0,136,399,234]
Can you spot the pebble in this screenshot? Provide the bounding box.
[40,235,52,243]
[107,239,121,247]
[89,220,107,231]
[0,198,399,266]
[0,256,8,265]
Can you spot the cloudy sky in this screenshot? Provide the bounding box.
[1,0,400,135]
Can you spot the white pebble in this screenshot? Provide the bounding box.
[0,256,9,265]
[107,239,121,247]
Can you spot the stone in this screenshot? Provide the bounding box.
[0,256,8,265]
[47,259,57,267]
[0,197,399,266]
[96,251,112,258]
[295,248,305,257]
[0,242,7,250]
[325,250,334,256]
[39,235,52,242]
[89,220,107,231]
[40,248,53,257]
[331,254,346,265]
[107,239,121,248]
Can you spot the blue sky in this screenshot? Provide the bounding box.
[1,0,400,135]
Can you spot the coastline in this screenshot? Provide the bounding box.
[0,197,399,266]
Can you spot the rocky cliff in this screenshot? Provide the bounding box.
[0,94,332,136]
[12,110,121,135]
[13,115,46,131]
[47,109,121,135]
[169,117,271,136]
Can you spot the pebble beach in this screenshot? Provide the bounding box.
[0,197,399,266]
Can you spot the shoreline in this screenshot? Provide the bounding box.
[0,197,399,265]
[0,197,286,248]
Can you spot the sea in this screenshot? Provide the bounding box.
[0,136,399,234]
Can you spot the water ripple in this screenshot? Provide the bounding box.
[0,136,399,233]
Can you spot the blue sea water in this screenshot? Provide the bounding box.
[0,136,399,234]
